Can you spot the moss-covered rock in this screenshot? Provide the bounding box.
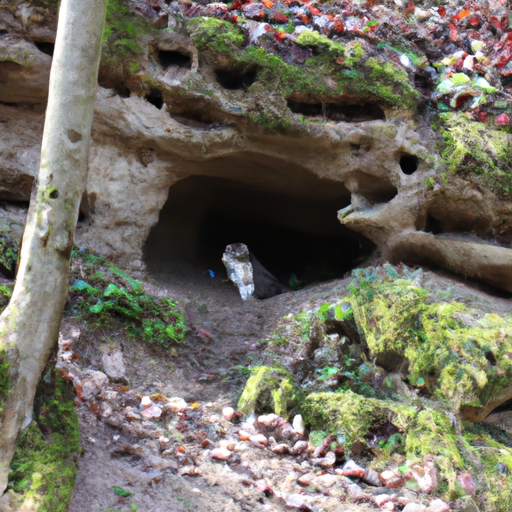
[349,266,512,413]
[303,390,512,508]
[237,366,299,419]
[439,112,512,198]
[7,369,80,512]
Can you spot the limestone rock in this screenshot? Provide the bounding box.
[101,347,127,382]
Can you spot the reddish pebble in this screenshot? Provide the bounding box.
[497,113,510,125]
[297,473,315,486]
[210,448,232,461]
[239,430,251,441]
[375,494,393,507]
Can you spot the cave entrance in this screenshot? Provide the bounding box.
[144,154,374,293]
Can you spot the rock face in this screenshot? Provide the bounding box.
[1,0,512,292]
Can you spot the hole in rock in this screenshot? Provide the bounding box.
[144,155,374,292]
[423,214,442,234]
[34,41,54,57]
[215,67,257,90]
[400,154,419,175]
[158,50,191,69]
[145,89,163,109]
[287,100,385,122]
[349,171,398,204]
[114,85,130,98]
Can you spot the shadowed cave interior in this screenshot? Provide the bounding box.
[144,155,375,292]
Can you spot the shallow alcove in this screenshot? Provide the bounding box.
[158,50,191,69]
[287,100,385,122]
[144,155,374,290]
[215,67,258,90]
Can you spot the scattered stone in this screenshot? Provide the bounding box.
[179,465,201,476]
[81,370,109,400]
[283,493,313,510]
[210,448,232,461]
[271,443,290,455]
[140,404,163,419]
[140,395,152,408]
[166,397,188,412]
[290,440,308,455]
[292,414,305,435]
[218,439,236,451]
[249,434,268,447]
[311,451,336,468]
[402,504,427,512]
[222,406,235,420]
[297,473,315,486]
[428,498,450,512]
[101,347,127,382]
[375,494,393,507]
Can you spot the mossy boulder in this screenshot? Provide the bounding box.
[349,267,512,415]
[438,112,512,198]
[303,390,512,509]
[237,366,299,419]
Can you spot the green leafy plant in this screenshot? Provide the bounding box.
[69,250,186,347]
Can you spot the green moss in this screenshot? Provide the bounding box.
[101,0,153,75]
[183,17,420,130]
[188,17,244,56]
[439,112,512,197]
[349,267,512,411]
[8,370,80,512]
[296,30,345,58]
[0,348,10,417]
[237,366,299,418]
[303,390,505,502]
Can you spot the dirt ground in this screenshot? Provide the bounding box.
[65,263,512,512]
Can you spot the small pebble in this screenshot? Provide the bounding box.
[375,494,393,507]
[219,439,236,451]
[222,406,235,420]
[140,396,152,408]
[297,473,315,486]
[402,504,427,512]
[290,440,308,455]
[210,448,232,461]
[292,414,305,435]
[428,498,450,512]
[250,434,268,446]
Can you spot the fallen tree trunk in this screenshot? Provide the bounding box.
[0,0,106,493]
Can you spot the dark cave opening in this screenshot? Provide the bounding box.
[215,67,257,90]
[145,89,163,109]
[158,50,191,69]
[34,41,54,57]
[144,157,374,291]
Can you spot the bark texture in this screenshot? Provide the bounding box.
[0,0,105,493]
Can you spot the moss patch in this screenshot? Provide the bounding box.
[439,112,512,197]
[8,369,80,512]
[349,266,512,411]
[237,366,299,419]
[101,0,154,78]
[303,390,512,507]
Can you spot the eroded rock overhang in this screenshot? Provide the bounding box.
[1,1,512,292]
